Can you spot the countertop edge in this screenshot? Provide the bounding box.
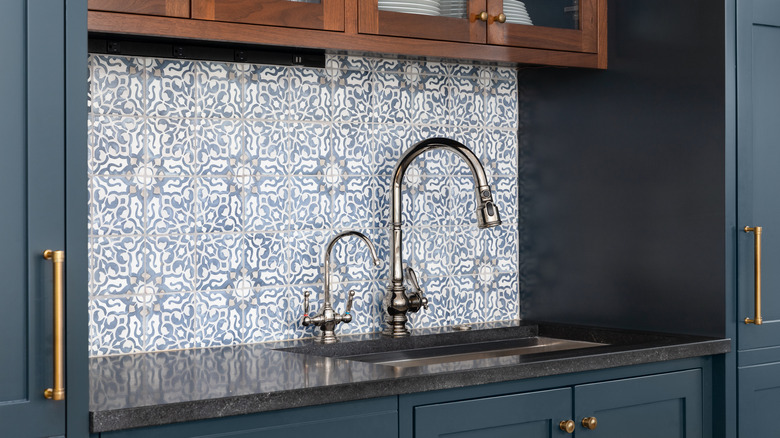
[90,337,730,433]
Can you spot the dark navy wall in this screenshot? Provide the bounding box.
[519,0,726,337]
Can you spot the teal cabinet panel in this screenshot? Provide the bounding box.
[737,0,780,351]
[414,388,573,437]
[100,397,398,438]
[575,370,703,438]
[738,362,780,437]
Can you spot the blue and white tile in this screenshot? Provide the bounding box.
[91,176,145,236]
[196,233,243,291]
[332,176,374,229]
[369,176,391,229]
[89,116,146,175]
[493,177,518,223]
[448,275,484,325]
[244,176,290,232]
[146,58,196,117]
[447,127,484,175]
[448,175,479,227]
[146,292,197,351]
[146,235,196,294]
[483,272,519,321]
[147,177,195,234]
[244,232,288,287]
[244,120,288,175]
[196,119,243,175]
[330,280,382,335]
[484,80,518,129]
[449,62,480,78]
[287,285,320,340]
[404,176,450,226]
[373,72,413,124]
[372,124,409,175]
[147,117,196,175]
[333,69,374,123]
[290,176,332,230]
[414,126,461,175]
[419,60,449,76]
[331,123,374,175]
[288,66,332,121]
[288,122,330,175]
[196,290,242,347]
[477,224,518,272]
[243,286,289,343]
[417,226,449,277]
[197,61,244,119]
[493,65,517,81]
[244,64,288,121]
[90,55,145,116]
[330,54,374,72]
[448,226,479,275]
[400,164,424,225]
[407,275,450,329]
[412,74,450,125]
[90,236,146,296]
[287,230,329,285]
[485,129,518,176]
[449,76,485,126]
[196,177,243,233]
[89,296,146,356]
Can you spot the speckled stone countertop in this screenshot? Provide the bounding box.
[89,320,730,433]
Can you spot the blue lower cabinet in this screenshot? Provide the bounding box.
[99,397,398,438]
[574,370,703,437]
[415,388,573,437]
[738,361,780,437]
[411,370,703,438]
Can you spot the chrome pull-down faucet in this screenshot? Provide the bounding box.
[384,138,502,338]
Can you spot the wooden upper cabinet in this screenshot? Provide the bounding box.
[359,0,602,53]
[191,0,344,32]
[88,0,190,18]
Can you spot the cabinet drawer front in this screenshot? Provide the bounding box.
[574,369,702,438]
[739,362,780,437]
[414,387,572,437]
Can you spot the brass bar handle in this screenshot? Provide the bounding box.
[744,227,763,325]
[43,250,65,400]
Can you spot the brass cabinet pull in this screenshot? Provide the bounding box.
[43,250,65,400]
[559,420,575,433]
[744,227,763,325]
[477,11,488,21]
[496,13,507,23]
[581,416,598,430]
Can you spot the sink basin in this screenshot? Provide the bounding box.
[341,336,606,368]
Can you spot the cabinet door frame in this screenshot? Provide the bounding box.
[88,0,190,18]
[358,0,486,43]
[192,0,345,31]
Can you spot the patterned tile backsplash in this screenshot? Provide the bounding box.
[88,53,519,356]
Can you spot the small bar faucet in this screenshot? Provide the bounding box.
[303,231,379,343]
[384,138,502,338]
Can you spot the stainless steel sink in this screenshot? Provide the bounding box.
[340,336,606,368]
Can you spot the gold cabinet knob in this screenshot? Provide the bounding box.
[496,13,507,23]
[559,420,575,433]
[477,11,488,21]
[582,417,598,430]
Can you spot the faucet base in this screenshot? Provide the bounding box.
[383,314,411,338]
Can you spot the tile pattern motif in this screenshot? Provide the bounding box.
[88,54,519,356]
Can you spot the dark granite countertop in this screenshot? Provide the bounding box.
[89,320,730,433]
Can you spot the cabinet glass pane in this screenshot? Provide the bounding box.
[505,0,579,30]
[378,0,468,19]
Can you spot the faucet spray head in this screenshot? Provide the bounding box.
[476,188,502,229]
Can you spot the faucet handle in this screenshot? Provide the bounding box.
[405,266,428,311]
[302,290,312,326]
[342,290,356,323]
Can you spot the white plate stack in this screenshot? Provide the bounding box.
[440,0,467,19]
[502,0,533,25]
[379,0,441,16]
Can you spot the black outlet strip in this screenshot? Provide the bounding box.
[88,33,326,68]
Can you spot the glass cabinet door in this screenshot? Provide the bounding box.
[487,0,600,52]
[191,0,345,31]
[358,0,487,44]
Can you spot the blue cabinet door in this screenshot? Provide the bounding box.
[736,0,780,350]
[738,362,780,436]
[574,370,703,438]
[414,388,573,437]
[0,1,87,436]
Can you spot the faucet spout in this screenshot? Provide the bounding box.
[384,137,502,338]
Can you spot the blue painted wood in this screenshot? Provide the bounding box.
[0,0,85,436]
[100,397,398,438]
[575,370,703,437]
[414,388,572,437]
[738,362,780,436]
[736,0,780,351]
